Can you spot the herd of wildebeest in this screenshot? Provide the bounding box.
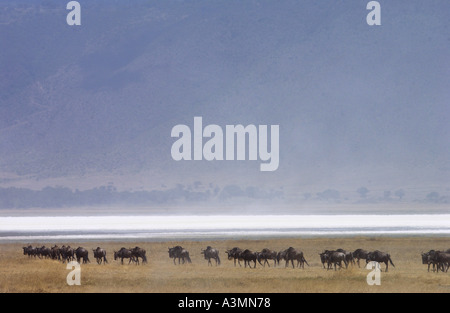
[20,244,450,273]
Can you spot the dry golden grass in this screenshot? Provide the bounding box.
[0,236,449,293]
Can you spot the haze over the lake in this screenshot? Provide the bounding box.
[0,1,448,214]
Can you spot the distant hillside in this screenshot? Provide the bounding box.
[0,1,448,209]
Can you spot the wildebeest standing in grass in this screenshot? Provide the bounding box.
[114,247,136,265]
[435,252,450,272]
[131,246,148,264]
[22,246,37,258]
[336,249,354,266]
[225,247,243,267]
[284,247,309,269]
[240,249,257,268]
[319,251,330,269]
[37,246,52,259]
[60,245,75,263]
[93,247,108,265]
[326,251,348,271]
[168,246,192,265]
[75,247,90,264]
[426,250,450,272]
[352,249,369,267]
[421,250,437,272]
[276,249,288,267]
[201,246,221,266]
[51,245,61,260]
[366,250,395,272]
[257,248,277,267]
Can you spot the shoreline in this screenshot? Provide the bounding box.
[1,231,449,244]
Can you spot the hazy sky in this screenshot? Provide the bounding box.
[0,0,449,206]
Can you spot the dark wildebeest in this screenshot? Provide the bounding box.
[51,245,61,260]
[93,247,108,265]
[114,247,135,265]
[320,250,347,271]
[284,247,309,269]
[22,246,37,258]
[426,250,450,272]
[75,247,90,264]
[436,252,450,272]
[225,247,243,267]
[366,250,395,272]
[240,249,257,268]
[437,252,450,272]
[319,251,331,269]
[37,246,52,259]
[168,246,192,265]
[336,249,354,266]
[276,249,288,267]
[201,246,221,266]
[257,248,277,267]
[60,245,75,263]
[131,246,148,264]
[352,249,369,267]
[421,250,437,272]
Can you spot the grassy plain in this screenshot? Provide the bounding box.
[0,236,449,293]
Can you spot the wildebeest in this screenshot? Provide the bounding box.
[75,247,90,264]
[130,246,148,264]
[257,248,277,267]
[36,246,52,259]
[336,249,354,266]
[22,245,37,258]
[283,247,309,269]
[352,249,369,267]
[225,247,243,267]
[168,246,191,265]
[114,247,136,265]
[422,250,437,272]
[51,245,61,260]
[320,250,347,271]
[319,251,330,269]
[424,250,450,272]
[366,250,395,272]
[93,247,108,264]
[201,246,221,266]
[276,249,287,266]
[435,252,450,272]
[59,245,75,263]
[240,249,257,268]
